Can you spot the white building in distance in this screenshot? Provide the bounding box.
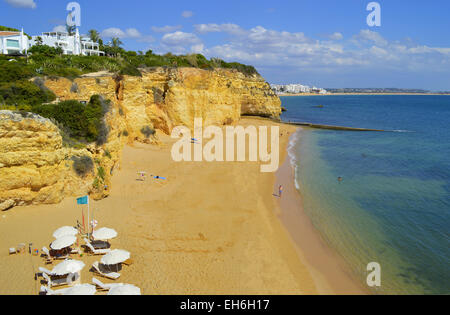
[271,83,328,95]
[0,29,29,55]
[30,28,104,56]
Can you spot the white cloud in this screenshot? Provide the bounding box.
[160,31,202,54]
[52,25,66,33]
[184,25,450,78]
[125,28,142,38]
[191,44,204,54]
[353,29,388,46]
[162,31,201,46]
[151,25,182,33]
[101,27,154,42]
[5,0,36,9]
[181,11,193,18]
[328,32,343,40]
[194,23,245,36]
[101,28,126,38]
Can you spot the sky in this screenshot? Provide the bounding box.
[1,0,450,90]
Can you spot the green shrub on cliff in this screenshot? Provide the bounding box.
[33,95,111,144]
[140,126,156,138]
[0,79,55,109]
[72,155,94,177]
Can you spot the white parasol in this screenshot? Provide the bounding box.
[107,284,141,295]
[62,284,96,296]
[92,227,118,241]
[53,226,78,239]
[101,249,130,265]
[50,235,77,250]
[51,259,85,276]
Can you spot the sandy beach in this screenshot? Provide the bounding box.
[0,117,364,295]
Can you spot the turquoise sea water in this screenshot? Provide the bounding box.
[281,95,450,295]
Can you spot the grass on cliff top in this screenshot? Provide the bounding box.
[0,47,259,80]
[0,48,258,111]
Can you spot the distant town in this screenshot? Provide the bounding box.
[271,84,450,95]
[270,84,328,95]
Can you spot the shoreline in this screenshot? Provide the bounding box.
[274,129,368,295]
[0,117,367,295]
[278,93,450,97]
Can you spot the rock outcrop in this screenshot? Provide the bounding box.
[44,67,281,139]
[0,68,281,209]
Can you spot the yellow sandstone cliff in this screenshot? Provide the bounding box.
[0,68,281,209]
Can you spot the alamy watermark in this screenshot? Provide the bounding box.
[367,262,382,287]
[170,118,280,173]
[66,2,81,27]
[367,2,381,27]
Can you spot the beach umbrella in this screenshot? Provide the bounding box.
[92,227,118,241]
[62,284,96,296]
[53,226,78,239]
[51,259,85,276]
[50,235,77,250]
[108,284,141,296]
[101,249,130,265]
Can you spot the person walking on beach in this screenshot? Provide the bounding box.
[279,185,284,198]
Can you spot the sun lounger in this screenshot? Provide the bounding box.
[39,267,53,276]
[17,243,26,253]
[92,277,124,292]
[42,246,69,261]
[92,262,120,280]
[40,286,63,296]
[70,248,80,255]
[123,258,134,266]
[41,247,53,264]
[42,272,70,288]
[84,238,111,255]
[9,244,26,255]
[41,270,79,288]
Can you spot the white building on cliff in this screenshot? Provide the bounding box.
[0,29,29,55]
[30,28,104,56]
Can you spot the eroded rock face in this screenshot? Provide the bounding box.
[0,111,110,208]
[43,67,281,139]
[0,68,281,209]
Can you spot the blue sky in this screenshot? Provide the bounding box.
[1,0,450,90]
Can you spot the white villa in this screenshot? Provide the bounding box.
[30,28,104,56]
[0,29,29,55]
[0,27,104,56]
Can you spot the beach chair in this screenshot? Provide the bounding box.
[40,286,62,296]
[70,247,80,255]
[39,267,53,276]
[123,258,134,266]
[40,286,74,296]
[84,238,111,255]
[42,273,66,288]
[92,277,124,292]
[41,247,53,264]
[17,243,26,253]
[92,262,121,280]
[42,271,78,288]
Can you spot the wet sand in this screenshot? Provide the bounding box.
[274,134,367,294]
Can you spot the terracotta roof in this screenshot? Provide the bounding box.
[0,31,20,37]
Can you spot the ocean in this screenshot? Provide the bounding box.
[281,95,450,295]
